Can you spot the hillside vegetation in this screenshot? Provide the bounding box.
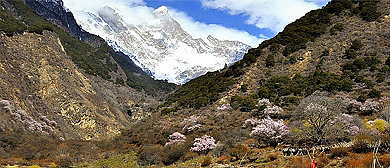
[1,0,390,167]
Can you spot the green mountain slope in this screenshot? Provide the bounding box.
[163,0,387,111]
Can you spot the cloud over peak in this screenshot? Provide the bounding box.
[201,0,323,32]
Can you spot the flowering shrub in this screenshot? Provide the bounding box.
[343,97,383,115]
[14,110,55,134]
[182,116,201,133]
[256,98,283,115]
[0,100,14,112]
[360,100,380,114]
[372,119,386,133]
[365,119,388,134]
[257,99,271,106]
[190,135,217,154]
[332,113,362,136]
[264,105,283,114]
[217,104,233,111]
[348,126,361,136]
[165,132,186,146]
[249,117,289,144]
[380,106,390,122]
[0,99,56,135]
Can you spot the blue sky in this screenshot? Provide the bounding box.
[144,0,275,38]
[63,0,331,47]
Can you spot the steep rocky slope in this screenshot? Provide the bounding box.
[0,30,147,140]
[0,0,167,141]
[25,0,104,46]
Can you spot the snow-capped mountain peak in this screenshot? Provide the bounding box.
[154,6,169,15]
[66,4,251,84]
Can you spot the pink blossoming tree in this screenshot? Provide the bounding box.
[190,135,217,154]
[165,132,186,146]
[246,117,289,147]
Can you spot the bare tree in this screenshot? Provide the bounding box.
[294,95,347,144]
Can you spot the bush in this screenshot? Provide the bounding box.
[357,95,368,102]
[386,57,390,67]
[228,144,249,161]
[138,145,162,166]
[230,96,256,112]
[326,0,352,14]
[115,77,125,86]
[266,55,275,67]
[259,7,330,56]
[165,132,186,146]
[346,153,373,168]
[321,49,330,57]
[316,152,330,167]
[49,162,57,168]
[289,55,298,64]
[330,23,344,35]
[360,2,381,22]
[350,39,363,51]
[201,156,213,167]
[190,135,217,154]
[287,156,311,168]
[57,157,72,168]
[27,23,53,35]
[330,147,350,159]
[345,49,358,59]
[267,152,278,162]
[351,133,372,153]
[368,89,381,99]
[376,73,385,83]
[162,145,186,165]
[378,154,390,167]
[240,97,256,112]
[161,108,175,116]
[0,10,27,36]
[182,151,198,162]
[217,155,229,164]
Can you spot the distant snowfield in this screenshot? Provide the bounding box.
[64,3,251,84]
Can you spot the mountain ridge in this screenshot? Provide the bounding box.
[68,4,251,84]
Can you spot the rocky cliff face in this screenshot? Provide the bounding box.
[0,31,156,140]
[25,0,104,46]
[68,5,251,84]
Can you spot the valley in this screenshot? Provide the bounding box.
[1,0,390,167]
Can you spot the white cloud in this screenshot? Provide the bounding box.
[201,0,328,33]
[168,8,266,47]
[63,0,144,11]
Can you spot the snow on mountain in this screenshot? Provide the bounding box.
[67,5,251,84]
